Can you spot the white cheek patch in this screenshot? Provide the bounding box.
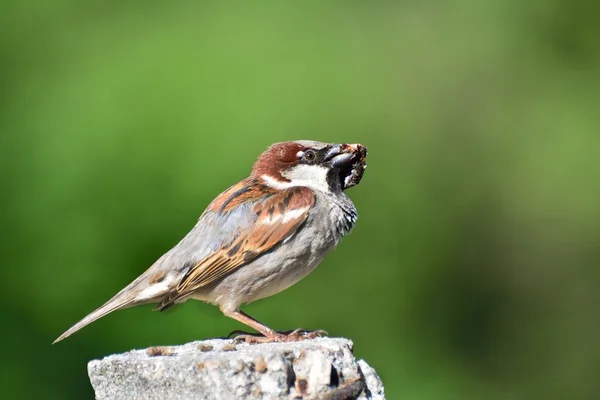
[262,164,330,193]
[261,175,293,189]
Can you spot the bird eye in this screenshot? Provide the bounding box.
[303,150,316,162]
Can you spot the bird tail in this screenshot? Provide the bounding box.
[52,273,156,344]
[52,296,136,344]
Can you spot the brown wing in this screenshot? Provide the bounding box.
[155,186,316,310]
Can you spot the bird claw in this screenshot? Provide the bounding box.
[229,328,328,344]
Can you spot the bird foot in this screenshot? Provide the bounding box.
[230,328,328,344]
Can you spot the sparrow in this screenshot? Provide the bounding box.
[53,140,367,344]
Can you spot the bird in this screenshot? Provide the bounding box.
[53,140,367,344]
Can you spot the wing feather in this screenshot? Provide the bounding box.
[155,185,315,310]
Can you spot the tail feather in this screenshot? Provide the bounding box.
[52,271,158,344]
[52,295,138,344]
[53,260,178,344]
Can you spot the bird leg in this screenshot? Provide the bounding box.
[221,308,327,343]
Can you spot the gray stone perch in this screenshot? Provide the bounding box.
[88,337,384,399]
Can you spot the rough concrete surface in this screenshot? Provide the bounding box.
[88,337,385,399]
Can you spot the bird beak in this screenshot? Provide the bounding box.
[325,143,367,168]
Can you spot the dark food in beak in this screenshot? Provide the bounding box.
[337,143,367,189]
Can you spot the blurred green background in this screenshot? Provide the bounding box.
[2,1,599,399]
